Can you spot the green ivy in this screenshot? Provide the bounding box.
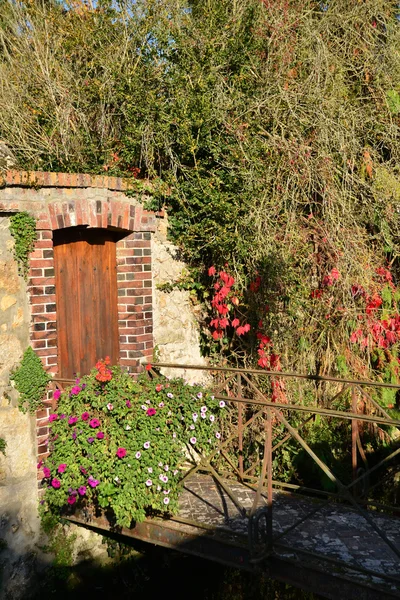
[11,346,50,413]
[9,212,37,279]
[0,438,6,455]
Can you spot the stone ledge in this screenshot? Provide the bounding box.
[3,169,153,193]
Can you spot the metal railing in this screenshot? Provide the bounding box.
[147,363,400,581]
[50,363,400,585]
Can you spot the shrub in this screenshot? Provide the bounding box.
[39,360,226,527]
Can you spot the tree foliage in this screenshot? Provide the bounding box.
[1,0,400,379]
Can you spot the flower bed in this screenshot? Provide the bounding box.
[39,359,225,527]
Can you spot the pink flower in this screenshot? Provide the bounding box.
[68,417,78,425]
[89,418,100,428]
[215,432,221,439]
[70,385,81,396]
[96,431,104,439]
[146,408,156,416]
[88,476,99,488]
[49,414,58,423]
[190,437,197,444]
[158,402,164,408]
[51,478,61,489]
[107,403,113,411]
[201,406,207,413]
[163,497,170,505]
[208,266,216,276]
[78,486,87,496]
[209,415,215,422]
[81,412,90,421]
[53,389,61,400]
[145,479,152,487]
[67,496,76,505]
[116,447,127,458]
[57,464,67,474]
[219,401,226,408]
[43,467,51,478]
[190,424,195,430]
[155,384,163,392]
[126,400,132,408]
[37,460,43,469]
[143,441,150,449]
[135,451,141,459]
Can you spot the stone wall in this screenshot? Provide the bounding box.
[152,216,208,384]
[0,216,41,599]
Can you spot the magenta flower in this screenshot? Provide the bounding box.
[89,418,100,428]
[72,432,77,440]
[145,479,152,487]
[146,408,156,416]
[68,416,78,425]
[67,496,76,505]
[126,400,132,408]
[57,464,67,474]
[190,437,197,445]
[59,414,66,419]
[70,386,81,396]
[116,447,127,458]
[43,467,51,478]
[80,466,87,475]
[96,431,104,440]
[53,389,61,400]
[78,486,87,496]
[143,441,150,449]
[51,478,61,489]
[88,476,99,488]
[81,412,90,421]
[163,497,170,505]
[88,437,94,444]
[37,460,43,469]
[49,414,58,423]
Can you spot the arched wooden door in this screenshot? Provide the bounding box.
[53,228,120,378]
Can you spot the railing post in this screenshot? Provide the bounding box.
[351,387,358,496]
[266,406,273,548]
[237,373,244,480]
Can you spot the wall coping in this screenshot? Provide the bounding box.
[2,169,154,193]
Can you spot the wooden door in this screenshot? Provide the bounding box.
[54,228,119,378]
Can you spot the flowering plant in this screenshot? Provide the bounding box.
[39,361,226,527]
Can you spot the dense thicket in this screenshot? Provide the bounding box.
[1,0,400,386]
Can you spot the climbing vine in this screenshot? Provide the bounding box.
[9,212,37,279]
[11,346,50,413]
[0,437,6,455]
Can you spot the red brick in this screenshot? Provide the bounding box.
[34,240,53,249]
[31,305,45,314]
[29,259,53,268]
